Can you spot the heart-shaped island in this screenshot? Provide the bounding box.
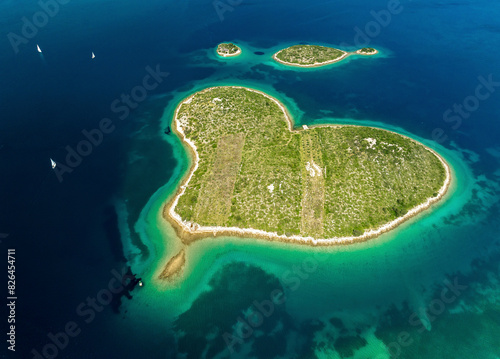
[164,86,450,246]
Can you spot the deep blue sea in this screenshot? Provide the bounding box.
[1,0,500,358]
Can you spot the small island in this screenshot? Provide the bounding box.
[273,44,378,67]
[357,47,378,55]
[164,86,450,246]
[216,43,241,57]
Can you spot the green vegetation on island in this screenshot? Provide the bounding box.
[274,45,345,66]
[216,43,241,57]
[173,87,447,239]
[273,44,378,67]
[358,47,378,55]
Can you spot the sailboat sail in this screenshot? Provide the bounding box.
[92,52,95,59]
[37,45,42,53]
[50,158,56,169]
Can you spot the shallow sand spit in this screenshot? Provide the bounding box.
[159,249,186,280]
[163,86,451,246]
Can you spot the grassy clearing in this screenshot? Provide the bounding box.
[194,133,244,226]
[300,132,325,237]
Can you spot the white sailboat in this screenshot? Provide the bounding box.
[37,44,42,53]
[91,52,95,59]
[50,158,56,169]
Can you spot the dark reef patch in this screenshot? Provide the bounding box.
[334,335,368,358]
[173,262,292,358]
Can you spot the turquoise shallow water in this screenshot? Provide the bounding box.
[118,40,500,357]
[4,0,499,357]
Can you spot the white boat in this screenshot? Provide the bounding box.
[37,44,42,53]
[50,158,56,169]
[92,52,95,59]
